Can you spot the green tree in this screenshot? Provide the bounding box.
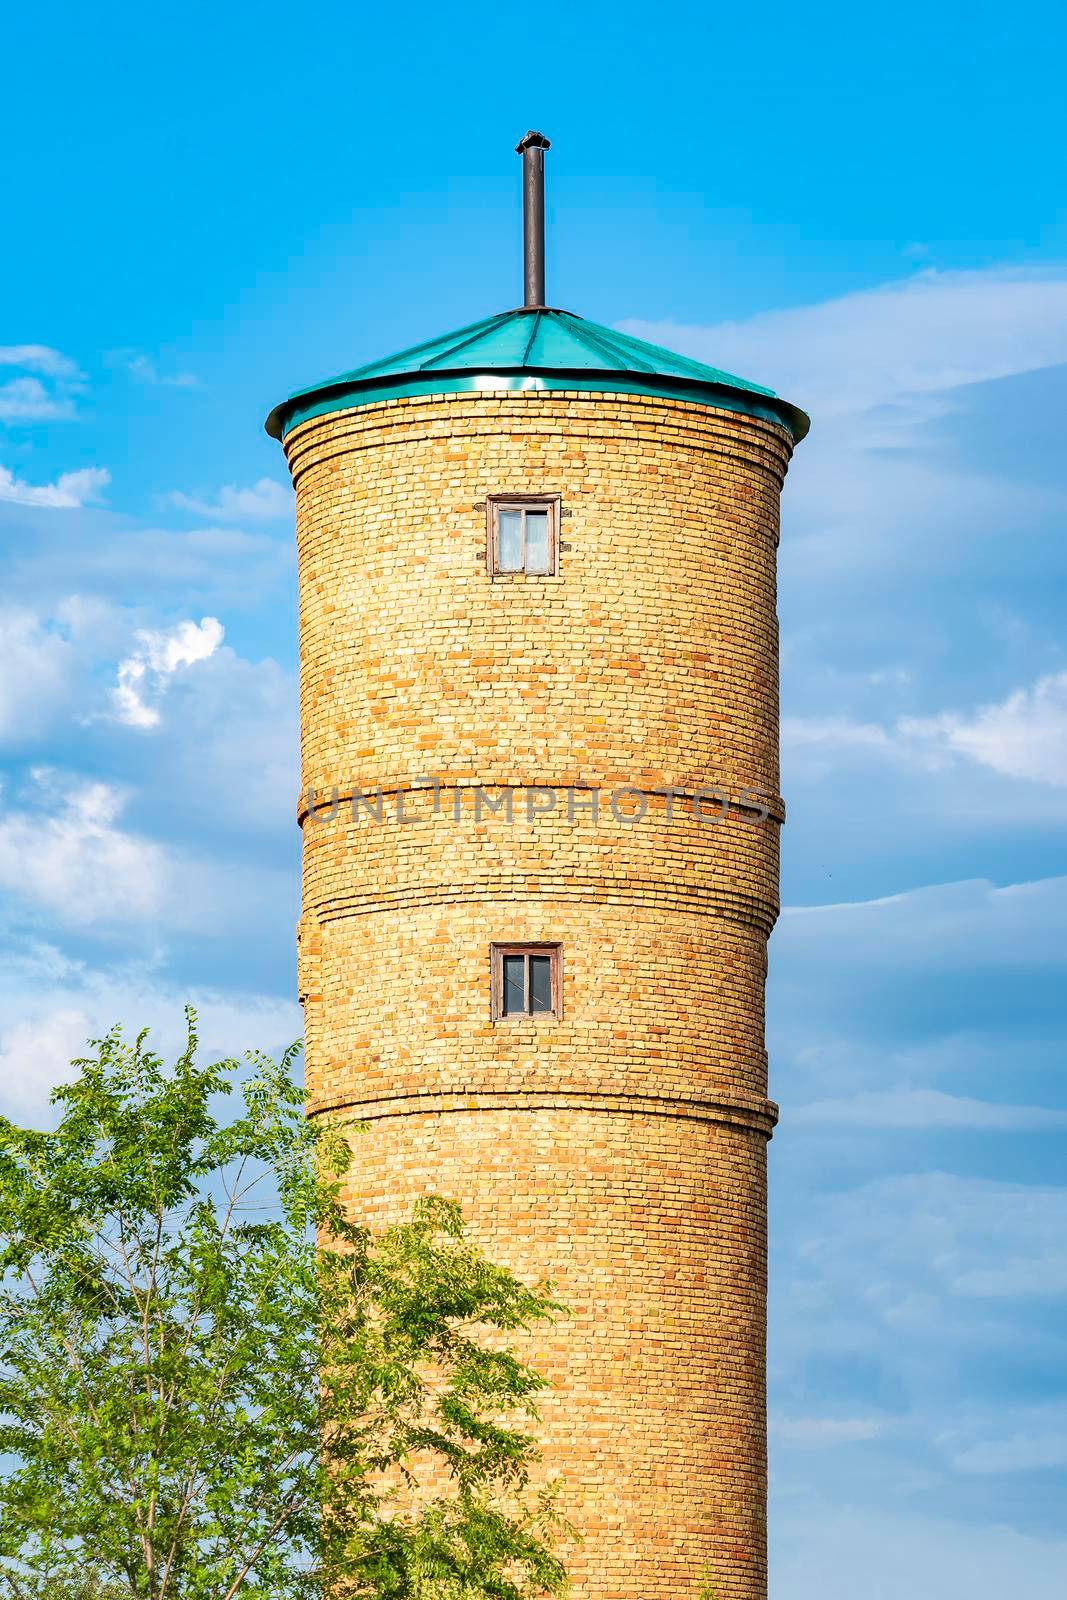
[0,1017,568,1600]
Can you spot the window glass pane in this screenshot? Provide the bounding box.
[502,954,526,1014]
[497,509,523,571]
[530,955,553,1012]
[524,510,550,573]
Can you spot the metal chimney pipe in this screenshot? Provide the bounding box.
[515,131,550,308]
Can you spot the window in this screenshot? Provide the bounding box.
[488,496,559,576]
[491,943,562,1019]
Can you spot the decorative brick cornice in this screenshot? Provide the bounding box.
[285,389,793,492]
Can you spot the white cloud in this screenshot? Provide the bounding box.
[0,776,166,926]
[772,1503,1067,1600]
[112,615,224,728]
[771,1416,887,1445]
[622,266,1067,591]
[0,517,294,611]
[767,1166,1067,1539]
[794,1171,1067,1315]
[0,609,76,740]
[0,1009,90,1118]
[0,763,294,944]
[866,666,913,688]
[0,961,301,1125]
[0,600,250,750]
[118,351,199,389]
[0,464,109,508]
[617,266,1067,1580]
[952,1433,1067,1474]
[782,670,1067,806]
[0,595,293,832]
[621,266,1067,420]
[0,376,75,421]
[169,478,292,522]
[783,712,908,759]
[792,1088,1067,1131]
[0,345,81,380]
[949,1253,1067,1300]
[773,1030,1036,1104]
[0,346,84,425]
[129,643,298,834]
[902,671,1067,787]
[783,715,891,752]
[779,874,1067,975]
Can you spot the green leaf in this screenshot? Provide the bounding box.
[0,1015,569,1600]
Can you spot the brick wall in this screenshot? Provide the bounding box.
[284,388,794,1599]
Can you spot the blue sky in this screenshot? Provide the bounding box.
[2,1,1066,1591]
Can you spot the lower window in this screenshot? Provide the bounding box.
[491,943,562,1019]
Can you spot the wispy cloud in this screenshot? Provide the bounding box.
[771,1416,888,1445]
[0,345,84,424]
[783,669,1067,797]
[0,955,301,1125]
[168,478,292,521]
[620,265,1067,419]
[0,775,166,926]
[792,1088,1067,1131]
[0,1009,90,1118]
[0,376,76,421]
[0,608,78,741]
[779,873,1067,970]
[790,1169,1067,1317]
[782,715,891,753]
[902,671,1067,787]
[114,350,199,389]
[772,1504,1067,1600]
[112,615,224,728]
[952,1432,1067,1474]
[0,516,294,611]
[0,464,109,508]
[0,345,81,380]
[622,265,1067,597]
[0,761,292,950]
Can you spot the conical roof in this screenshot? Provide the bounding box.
[265,306,808,442]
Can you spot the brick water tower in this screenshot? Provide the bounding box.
[267,134,808,1599]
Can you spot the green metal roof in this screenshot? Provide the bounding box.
[265,307,809,443]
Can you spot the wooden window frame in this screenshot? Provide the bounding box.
[486,495,561,578]
[490,942,563,1021]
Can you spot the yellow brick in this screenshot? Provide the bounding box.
[285,389,795,1600]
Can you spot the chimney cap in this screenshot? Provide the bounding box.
[515,130,551,154]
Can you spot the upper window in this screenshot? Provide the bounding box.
[491,943,562,1019]
[488,496,559,577]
